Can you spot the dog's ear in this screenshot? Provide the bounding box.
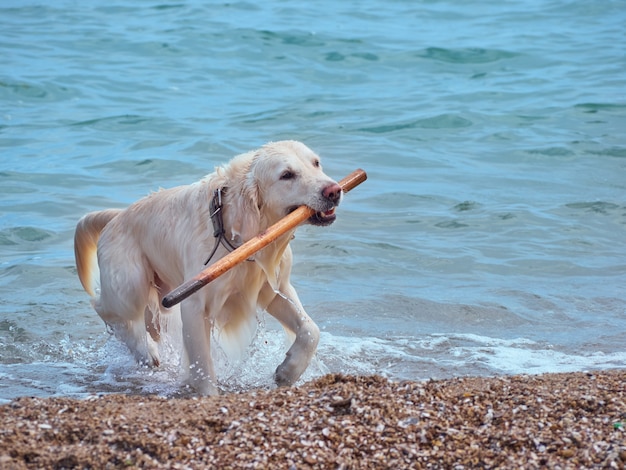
[240,168,262,237]
[225,155,262,244]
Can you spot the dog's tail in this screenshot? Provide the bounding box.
[74,209,122,297]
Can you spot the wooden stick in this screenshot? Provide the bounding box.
[161,168,367,308]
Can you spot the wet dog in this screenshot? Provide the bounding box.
[74,141,342,394]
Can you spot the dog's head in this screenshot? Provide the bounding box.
[253,140,342,226]
[222,140,342,243]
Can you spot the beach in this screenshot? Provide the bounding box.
[1,370,624,469]
[2,4,625,468]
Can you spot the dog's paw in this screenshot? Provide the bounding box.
[187,375,219,396]
[274,364,296,387]
[135,351,160,368]
[146,336,161,367]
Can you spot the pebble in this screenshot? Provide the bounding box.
[0,371,624,468]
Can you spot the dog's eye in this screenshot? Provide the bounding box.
[280,170,296,180]
[313,159,321,168]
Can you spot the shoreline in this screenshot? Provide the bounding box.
[1,370,625,468]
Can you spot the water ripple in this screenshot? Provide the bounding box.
[417,47,519,64]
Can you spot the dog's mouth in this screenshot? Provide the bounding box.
[309,207,337,226]
[287,206,337,226]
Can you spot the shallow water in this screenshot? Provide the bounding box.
[1,0,625,401]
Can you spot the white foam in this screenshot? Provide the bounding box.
[315,332,626,379]
[32,325,623,398]
[444,333,626,374]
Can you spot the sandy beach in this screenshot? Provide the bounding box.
[1,371,624,469]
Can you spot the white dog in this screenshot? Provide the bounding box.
[74,141,342,395]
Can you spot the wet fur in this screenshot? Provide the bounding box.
[74,141,341,395]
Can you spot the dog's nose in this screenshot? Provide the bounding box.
[322,182,342,205]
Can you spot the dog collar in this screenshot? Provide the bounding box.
[204,188,256,266]
[203,188,239,265]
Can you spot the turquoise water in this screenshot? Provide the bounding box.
[1,1,625,400]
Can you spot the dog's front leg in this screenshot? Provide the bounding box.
[181,298,218,395]
[266,283,320,387]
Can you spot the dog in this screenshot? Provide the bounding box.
[74,140,342,395]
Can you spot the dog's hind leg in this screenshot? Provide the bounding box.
[94,255,161,367]
[96,305,161,367]
[145,307,161,343]
[126,314,161,367]
[265,282,320,387]
[145,276,167,344]
[96,302,161,367]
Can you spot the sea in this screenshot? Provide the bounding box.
[1,0,625,401]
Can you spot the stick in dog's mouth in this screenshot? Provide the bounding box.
[287,205,337,226]
[162,169,366,309]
